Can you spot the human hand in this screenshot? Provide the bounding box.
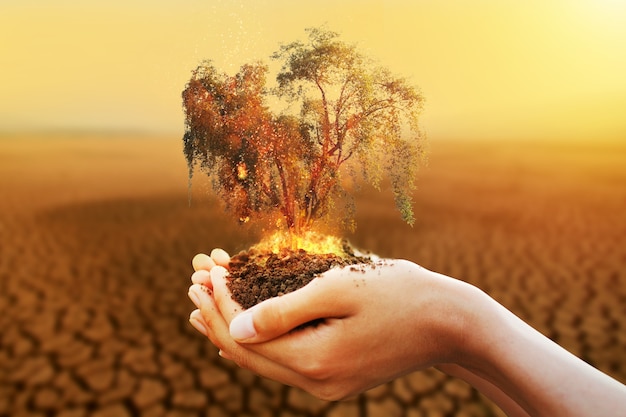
[188,251,477,400]
[188,249,626,415]
[188,249,231,337]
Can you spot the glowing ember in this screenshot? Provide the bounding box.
[236,162,247,180]
[253,231,345,255]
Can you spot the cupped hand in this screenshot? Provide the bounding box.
[188,251,476,400]
[187,248,626,416]
[188,248,231,337]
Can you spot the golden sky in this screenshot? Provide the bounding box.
[1,0,625,141]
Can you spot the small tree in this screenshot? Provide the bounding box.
[183,27,425,239]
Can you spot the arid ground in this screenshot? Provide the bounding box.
[1,133,625,417]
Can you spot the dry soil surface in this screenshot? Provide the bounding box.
[1,133,625,417]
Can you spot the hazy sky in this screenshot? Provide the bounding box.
[1,0,625,140]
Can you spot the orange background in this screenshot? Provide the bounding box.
[2,0,625,141]
[1,2,625,416]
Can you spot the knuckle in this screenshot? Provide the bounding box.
[294,356,331,380]
[257,299,288,335]
[231,353,252,370]
[309,382,349,402]
[218,345,252,370]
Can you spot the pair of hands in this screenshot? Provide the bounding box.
[186,249,469,401]
[187,249,626,417]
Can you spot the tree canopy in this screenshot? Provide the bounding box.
[183,27,426,237]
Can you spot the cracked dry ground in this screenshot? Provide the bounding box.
[1,135,625,417]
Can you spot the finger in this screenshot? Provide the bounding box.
[218,349,233,360]
[191,270,212,286]
[210,266,244,322]
[194,280,312,388]
[188,284,212,310]
[198,272,356,388]
[230,267,358,343]
[192,253,216,272]
[189,309,209,337]
[210,248,230,268]
[194,281,241,354]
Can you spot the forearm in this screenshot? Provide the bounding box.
[437,363,531,417]
[454,284,626,417]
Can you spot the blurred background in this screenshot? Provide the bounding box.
[2,0,626,139]
[1,1,625,416]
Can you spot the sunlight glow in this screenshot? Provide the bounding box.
[1,0,625,140]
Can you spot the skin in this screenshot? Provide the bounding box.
[188,250,626,417]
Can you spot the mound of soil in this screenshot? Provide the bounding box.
[227,242,371,309]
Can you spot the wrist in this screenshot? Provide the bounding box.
[424,271,498,367]
[402,267,494,367]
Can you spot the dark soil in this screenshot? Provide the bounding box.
[227,241,372,309]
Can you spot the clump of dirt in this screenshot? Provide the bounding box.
[227,241,371,309]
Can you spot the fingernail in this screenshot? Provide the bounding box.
[210,248,230,266]
[188,284,211,308]
[188,286,202,308]
[210,266,229,280]
[191,270,211,285]
[229,310,256,341]
[218,350,232,360]
[189,317,208,337]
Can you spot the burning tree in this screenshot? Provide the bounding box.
[183,27,425,241]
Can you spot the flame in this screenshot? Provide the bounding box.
[253,230,345,255]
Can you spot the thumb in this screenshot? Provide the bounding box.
[229,271,353,343]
